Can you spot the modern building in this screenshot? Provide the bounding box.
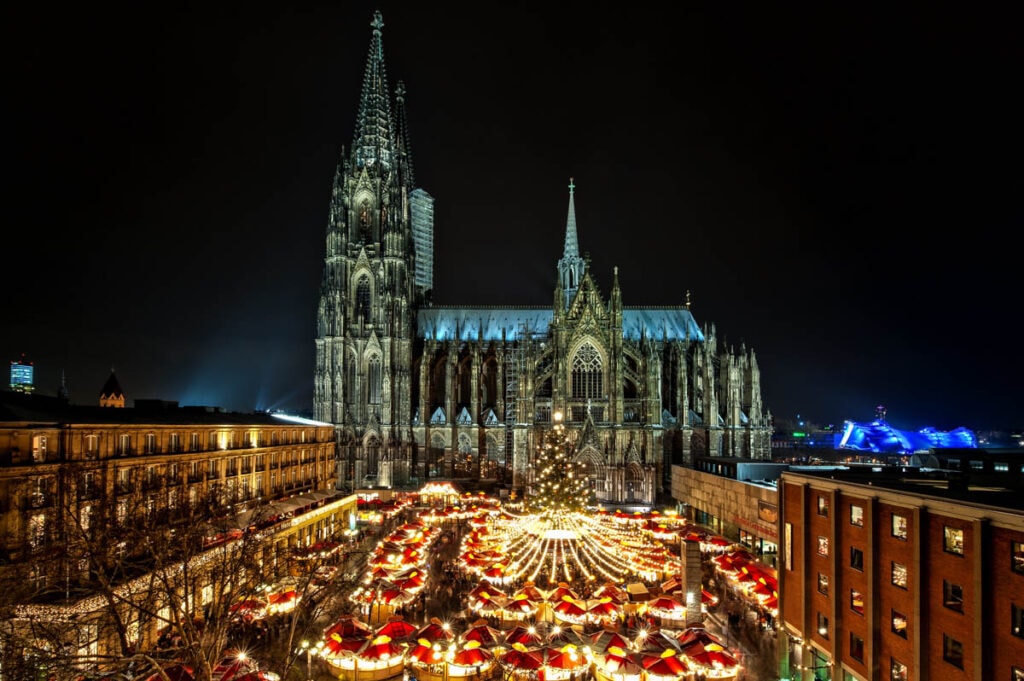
[8,354,34,395]
[313,11,773,505]
[777,467,1024,681]
[0,389,353,670]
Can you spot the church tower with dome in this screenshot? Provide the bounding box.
[314,11,773,504]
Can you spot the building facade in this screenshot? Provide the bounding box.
[0,390,351,669]
[313,11,773,505]
[777,470,1024,681]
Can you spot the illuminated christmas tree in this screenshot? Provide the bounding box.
[527,411,593,514]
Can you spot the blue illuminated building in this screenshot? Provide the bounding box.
[834,404,978,453]
[8,354,34,394]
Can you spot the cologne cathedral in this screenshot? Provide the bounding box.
[314,12,773,505]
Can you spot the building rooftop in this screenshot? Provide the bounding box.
[0,390,327,427]
[781,464,1024,513]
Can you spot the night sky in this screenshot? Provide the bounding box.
[7,3,1021,432]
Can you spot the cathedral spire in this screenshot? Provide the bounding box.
[394,80,415,189]
[556,177,586,308]
[563,177,580,259]
[353,10,397,173]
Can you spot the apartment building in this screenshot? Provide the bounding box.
[778,468,1024,681]
[0,390,352,669]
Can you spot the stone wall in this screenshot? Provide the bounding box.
[670,465,779,548]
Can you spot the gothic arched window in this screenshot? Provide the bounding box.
[572,342,603,400]
[355,275,371,321]
[367,355,382,405]
[345,352,357,406]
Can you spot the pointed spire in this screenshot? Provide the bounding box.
[353,10,397,173]
[394,80,415,189]
[563,177,579,259]
[556,178,586,309]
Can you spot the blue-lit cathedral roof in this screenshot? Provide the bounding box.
[418,307,703,342]
[417,179,704,344]
[834,405,978,453]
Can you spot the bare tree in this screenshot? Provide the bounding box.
[0,471,281,680]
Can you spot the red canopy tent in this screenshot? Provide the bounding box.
[542,645,587,671]
[463,621,503,647]
[594,648,643,676]
[407,639,437,664]
[501,645,545,671]
[504,625,544,648]
[587,597,621,618]
[503,594,539,616]
[641,649,690,677]
[358,634,405,661]
[376,616,417,642]
[546,585,578,603]
[552,596,587,618]
[589,630,631,654]
[513,583,546,602]
[415,618,455,643]
[451,641,495,667]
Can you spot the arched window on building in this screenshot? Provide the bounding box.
[572,343,603,400]
[346,352,357,407]
[368,355,382,405]
[355,274,371,322]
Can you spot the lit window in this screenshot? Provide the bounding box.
[891,658,908,681]
[32,435,47,463]
[942,634,963,668]
[85,434,98,459]
[818,496,829,517]
[849,633,864,662]
[851,589,864,615]
[944,526,964,555]
[816,612,829,639]
[817,573,829,596]
[850,505,864,527]
[891,561,908,588]
[891,609,907,638]
[892,513,908,540]
[1014,666,1024,681]
[28,513,46,549]
[571,343,604,400]
[943,580,964,612]
[817,536,829,557]
[1013,541,1024,574]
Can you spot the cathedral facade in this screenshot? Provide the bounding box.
[314,12,773,505]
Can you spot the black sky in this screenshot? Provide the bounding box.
[7,2,1021,432]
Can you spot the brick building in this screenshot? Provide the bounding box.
[777,468,1024,681]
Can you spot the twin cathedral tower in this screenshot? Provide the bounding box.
[313,12,772,505]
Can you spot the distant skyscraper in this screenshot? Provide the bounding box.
[9,353,34,394]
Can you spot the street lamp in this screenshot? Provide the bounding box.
[301,639,312,681]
